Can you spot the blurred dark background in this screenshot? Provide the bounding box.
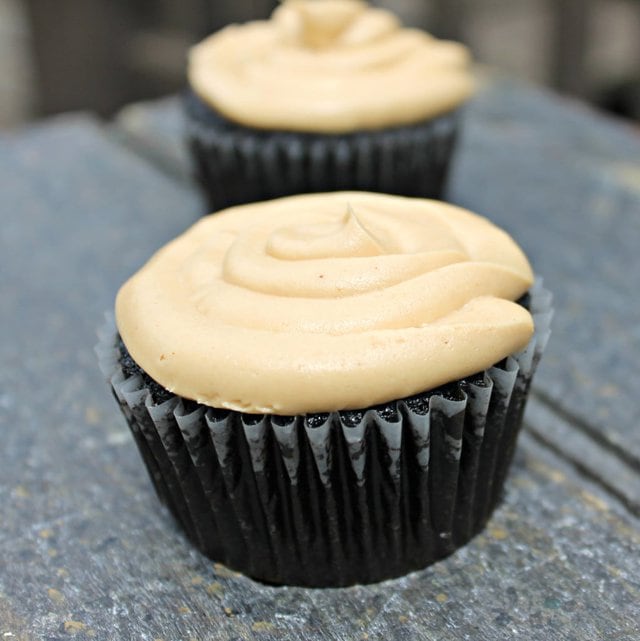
[1,0,639,128]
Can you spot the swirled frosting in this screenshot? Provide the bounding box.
[116,193,534,414]
[188,0,474,133]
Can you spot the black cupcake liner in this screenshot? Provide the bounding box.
[96,281,552,587]
[184,91,461,212]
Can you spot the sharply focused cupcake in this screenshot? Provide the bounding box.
[97,192,552,587]
[185,0,475,211]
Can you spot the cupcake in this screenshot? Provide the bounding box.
[185,0,475,212]
[97,192,552,587]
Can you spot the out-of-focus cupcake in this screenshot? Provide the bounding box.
[97,192,552,587]
[185,0,475,212]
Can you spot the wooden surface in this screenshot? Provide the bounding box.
[1,78,639,640]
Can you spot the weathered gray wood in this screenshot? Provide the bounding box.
[1,108,639,640]
[525,396,640,517]
[114,77,640,510]
[0,85,640,641]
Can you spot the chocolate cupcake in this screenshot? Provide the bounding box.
[97,193,552,587]
[185,0,475,212]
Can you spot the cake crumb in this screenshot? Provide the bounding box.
[63,621,87,634]
[206,582,224,596]
[47,588,65,605]
[581,491,609,512]
[213,563,239,578]
[14,485,30,499]
[489,527,508,540]
[84,406,100,424]
[252,621,276,633]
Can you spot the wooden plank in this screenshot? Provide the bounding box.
[0,113,639,640]
[526,396,640,516]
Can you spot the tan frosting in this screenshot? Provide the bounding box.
[188,0,474,133]
[116,193,534,415]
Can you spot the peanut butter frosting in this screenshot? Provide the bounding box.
[116,193,534,415]
[188,0,474,133]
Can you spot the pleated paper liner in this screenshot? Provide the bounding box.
[184,91,461,213]
[96,281,552,587]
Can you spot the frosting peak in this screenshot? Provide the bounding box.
[284,0,369,48]
[267,206,386,259]
[116,193,535,414]
[188,0,474,133]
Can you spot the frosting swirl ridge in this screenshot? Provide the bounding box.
[116,193,534,414]
[188,0,474,133]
